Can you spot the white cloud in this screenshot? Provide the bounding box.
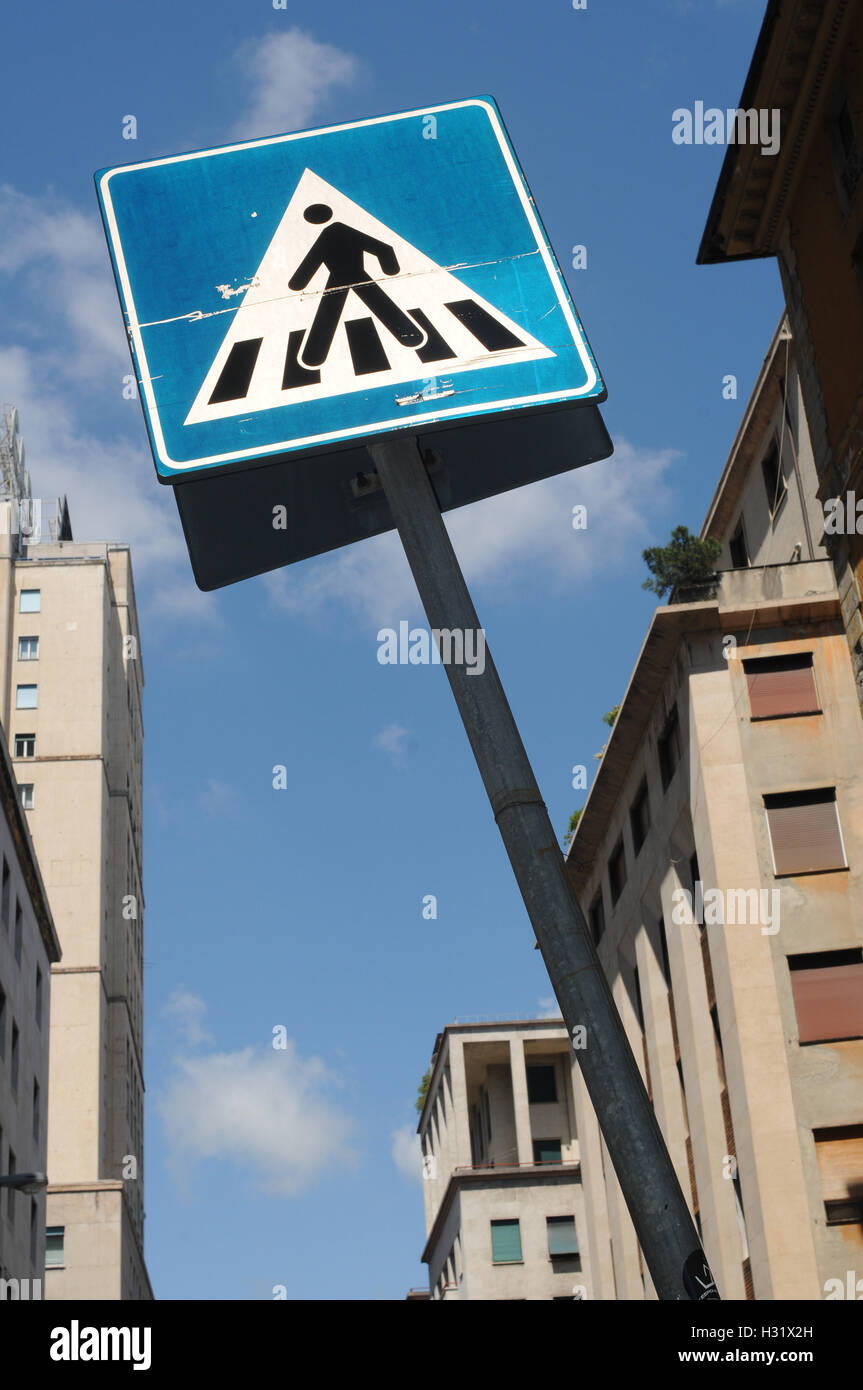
[373,722,412,766]
[263,438,678,629]
[0,343,195,582]
[197,778,238,818]
[158,1026,357,1196]
[537,996,563,1020]
[391,1123,422,1184]
[0,185,128,386]
[230,30,361,141]
[0,184,225,625]
[163,989,214,1048]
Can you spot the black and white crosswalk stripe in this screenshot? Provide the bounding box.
[208,300,527,405]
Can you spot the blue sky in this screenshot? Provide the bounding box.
[0,0,782,1299]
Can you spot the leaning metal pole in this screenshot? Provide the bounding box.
[369,434,719,1302]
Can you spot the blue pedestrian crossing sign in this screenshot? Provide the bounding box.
[96,96,612,587]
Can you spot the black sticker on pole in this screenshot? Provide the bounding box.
[682,1250,721,1301]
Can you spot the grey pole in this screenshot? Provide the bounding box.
[369,433,720,1302]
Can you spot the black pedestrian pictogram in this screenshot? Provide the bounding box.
[189,168,553,425]
[288,204,426,369]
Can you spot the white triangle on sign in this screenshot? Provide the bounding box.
[184,168,554,425]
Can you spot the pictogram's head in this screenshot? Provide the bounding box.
[304,204,332,224]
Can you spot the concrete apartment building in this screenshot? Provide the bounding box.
[417,1020,590,1299]
[563,321,863,1300]
[0,695,61,1296]
[0,406,151,1299]
[699,0,863,706]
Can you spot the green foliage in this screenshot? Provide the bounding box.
[602,705,620,729]
[415,1067,431,1114]
[563,807,582,850]
[642,526,722,599]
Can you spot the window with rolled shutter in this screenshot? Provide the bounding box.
[745,653,819,719]
[764,789,846,875]
[814,1125,863,1224]
[790,949,863,1044]
[547,1216,579,1258]
[491,1219,522,1263]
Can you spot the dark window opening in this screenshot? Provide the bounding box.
[761,442,786,516]
[629,780,650,856]
[658,707,681,791]
[729,517,749,568]
[527,1065,558,1105]
[608,837,627,905]
[589,892,605,946]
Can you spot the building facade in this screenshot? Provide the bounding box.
[564,324,863,1300]
[0,408,151,1298]
[417,1021,590,1299]
[0,709,61,1298]
[698,0,863,705]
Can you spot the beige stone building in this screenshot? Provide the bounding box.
[417,1020,590,1300]
[0,406,151,1298]
[0,697,61,1297]
[564,321,863,1299]
[698,0,863,707]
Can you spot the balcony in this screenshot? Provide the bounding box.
[669,559,836,612]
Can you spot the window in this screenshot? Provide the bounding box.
[729,517,749,568]
[814,1125,863,1226]
[789,949,863,1045]
[608,836,627,905]
[17,636,38,661]
[658,706,681,790]
[629,780,650,856]
[35,966,42,1029]
[32,1078,40,1143]
[14,734,35,758]
[46,1227,65,1268]
[15,686,37,710]
[589,892,605,946]
[13,902,21,964]
[547,1216,579,1258]
[527,1064,557,1105]
[11,1021,19,1093]
[533,1138,562,1165]
[745,653,819,720]
[20,785,34,811]
[18,590,40,613]
[764,789,846,876]
[761,442,786,517]
[491,1219,522,1264]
